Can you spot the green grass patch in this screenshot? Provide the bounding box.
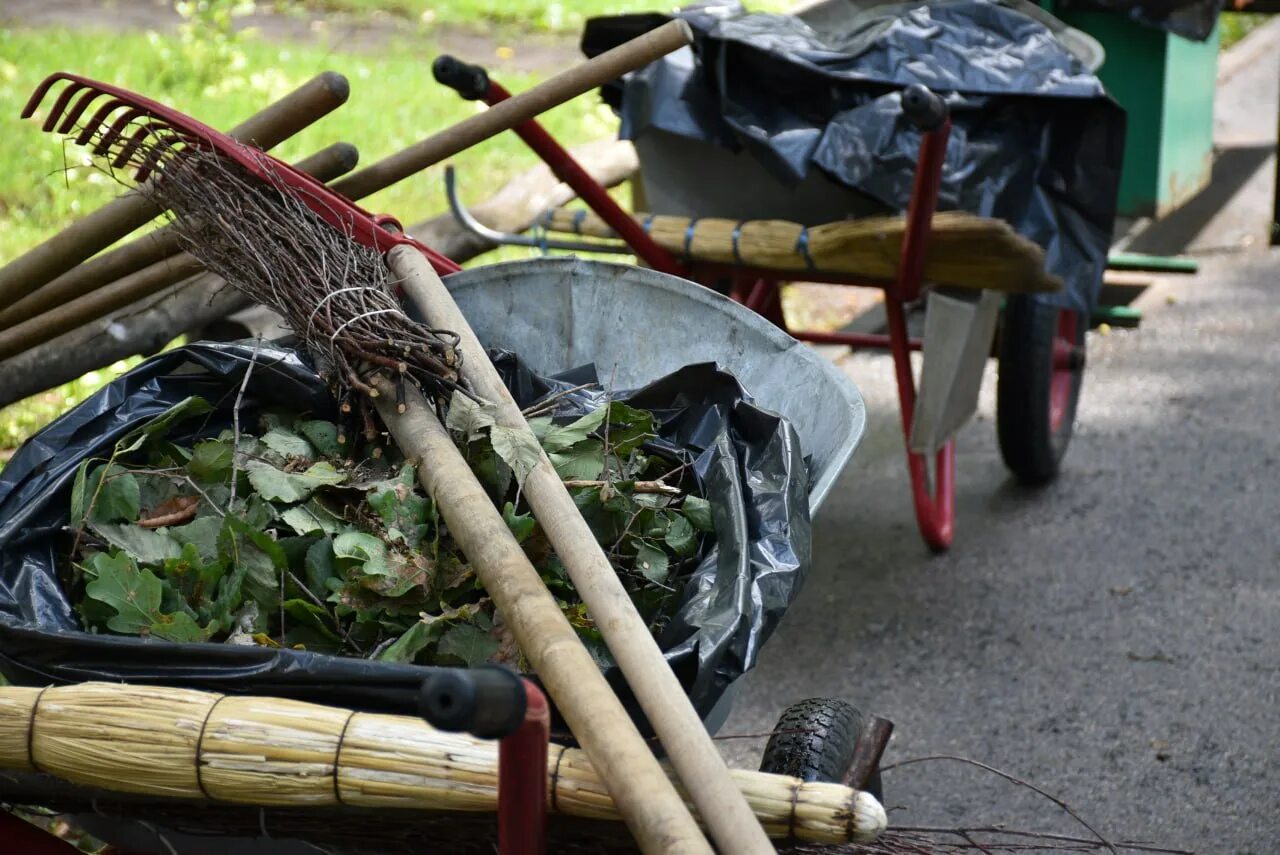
[272,0,792,33]
[0,26,612,265]
[0,23,615,453]
[1220,12,1268,51]
[0,358,148,458]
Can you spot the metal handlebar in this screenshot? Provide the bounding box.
[433,55,491,102]
[444,165,632,255]
[901,84,949,132]
[420,665,529,739]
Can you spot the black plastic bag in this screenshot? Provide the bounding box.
[0,341,810,726]
[1058,0,1220,41]
[583,1,1127,317]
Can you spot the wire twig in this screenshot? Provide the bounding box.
[521,382,598,417]
[228,337,262,511]
[880,755,1119,854]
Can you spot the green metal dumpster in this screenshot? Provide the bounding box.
[1052,7,1220,217]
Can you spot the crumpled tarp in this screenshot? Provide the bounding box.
[583,0,1127,316]
[0,340,810,725]
[1058,0,1221,41]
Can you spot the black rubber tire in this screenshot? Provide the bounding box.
[759,698,883,801]
[996,295,1086,485]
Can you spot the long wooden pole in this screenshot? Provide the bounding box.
[0,71,351,306]
[331,19,690,201]
[370,377,712,855]
[386,245,776,855]
[0,143,359,363]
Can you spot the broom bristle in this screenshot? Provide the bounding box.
[543,208,1062,294]
[0,682,885,846]
[132,147,466,409]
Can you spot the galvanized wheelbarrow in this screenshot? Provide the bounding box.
[0,258,872,855]
[444,256,866,514]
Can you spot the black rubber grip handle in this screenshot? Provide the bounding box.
[901,84,949,132]
[433,55,491,101]
[419,666,527,739]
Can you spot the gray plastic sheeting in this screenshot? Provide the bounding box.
[584,1,1127,317]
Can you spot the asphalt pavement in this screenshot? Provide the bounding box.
[716,247,1280,853]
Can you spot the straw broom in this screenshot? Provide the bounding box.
[540,208,1062,294]
[0,683,888,846]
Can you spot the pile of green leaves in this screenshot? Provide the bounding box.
[65,392,713,669]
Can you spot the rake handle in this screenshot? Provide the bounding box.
[330,19,691,200]
[370,376,711,855]
[0,143,359,364]
[0,71,350,307]
[387,246,776,855]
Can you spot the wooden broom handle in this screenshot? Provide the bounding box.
[387,246,776,855]
[331,19,692,201]
[0,71,351,307]
[371,377,712,855]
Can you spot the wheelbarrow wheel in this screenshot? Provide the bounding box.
[759,698,883,800]
[996,296,1086,484]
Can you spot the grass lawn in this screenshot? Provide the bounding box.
[0,21,617,455]
[1220,12,1269,50]
[279,0,791,33]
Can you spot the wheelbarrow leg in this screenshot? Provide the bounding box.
[886,296,956,552]
[420,669,550,855]
[499,681,550,855]
[739,277,787,330]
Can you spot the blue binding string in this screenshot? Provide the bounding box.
[683,218,699,260]
[794,227,816,270]
[572,208,587,234]
[731,220,748,265]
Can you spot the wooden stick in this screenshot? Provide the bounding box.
[331,20,689,200]
[0,143,358,361]
[0,142,359,334]
[563,479,682,496]
[386,245,774,855]
[0,71,350,306]
[370,375,712,855]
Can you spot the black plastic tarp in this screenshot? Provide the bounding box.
[583,0,1127,317]
[1058,0,1220,41]
[0,340,810,727]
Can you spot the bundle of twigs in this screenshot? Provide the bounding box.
[540,207,1063,294]
[0,683,886,846]
[145,149,468,435]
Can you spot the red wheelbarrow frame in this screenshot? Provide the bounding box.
[472,77,967,548]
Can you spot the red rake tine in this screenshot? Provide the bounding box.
[25,78,92,132]
[134,132,187,184]
[97,107,148,158]
[109,123,157,171]
[78,99,140,147]
[59,88,110,135]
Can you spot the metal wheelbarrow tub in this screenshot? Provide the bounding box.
[442,257,866,513]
